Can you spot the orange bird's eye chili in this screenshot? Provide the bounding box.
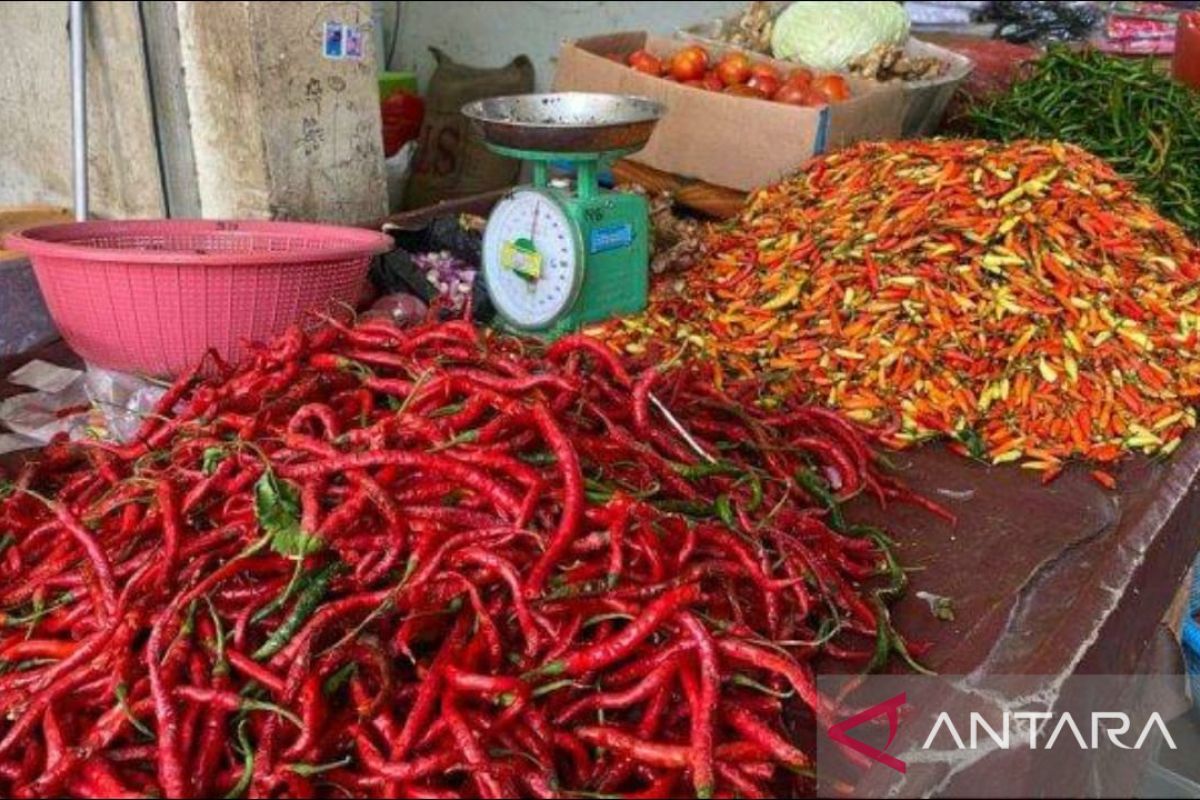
[598,139,1200,486]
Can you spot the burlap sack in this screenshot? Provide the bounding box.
[403,48,534,209]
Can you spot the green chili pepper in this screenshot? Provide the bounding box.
[251,559,316,624]
[323,662,358,696]
[673,460,742,480]
[795,468,846,532]
[252,561,338,660]
[714,494,736,528]
[224,719,254,799]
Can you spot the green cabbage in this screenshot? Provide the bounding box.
[770,1,910,70]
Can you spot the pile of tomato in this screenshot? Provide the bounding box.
[625,44,851,106]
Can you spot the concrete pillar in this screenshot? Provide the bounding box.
[176,0,387,223]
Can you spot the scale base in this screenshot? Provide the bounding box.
[519,186,648,340]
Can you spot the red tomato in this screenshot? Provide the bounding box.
[783,68,814,90]
[715,52,751,86]
[800,88,830,106]
[812,74,851,102]
[702,70,725,91]
[772,82,811,106]
[685,45,710,68]
[748,62,781,82]
[683,79,706,89]
[747,73,781,98]
[627,49,663,76]
[669,46,709,82]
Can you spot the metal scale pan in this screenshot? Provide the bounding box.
[461,92,666,154]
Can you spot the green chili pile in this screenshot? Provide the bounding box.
[0,316,945,799]
[968,47,1200,237]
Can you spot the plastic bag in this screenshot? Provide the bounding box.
[362,293,429,327]
[0,361,164,453]
[83,365,167,444]
[905,1,988,26]
[385,141,418,213]
[986,1,1102,43]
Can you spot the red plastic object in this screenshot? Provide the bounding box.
[5,219,393,377]
[381,91,425,156]
[1175,12,1200,90]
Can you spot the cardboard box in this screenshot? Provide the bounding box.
[553,32,967,191]
[869,37,974,138]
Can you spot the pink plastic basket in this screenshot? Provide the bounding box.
[5,219,393,377]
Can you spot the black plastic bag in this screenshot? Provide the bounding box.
[986,1,1102,43]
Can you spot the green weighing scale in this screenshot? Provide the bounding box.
[462,93,667,338]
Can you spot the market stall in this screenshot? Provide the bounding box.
[1,1,1199,798]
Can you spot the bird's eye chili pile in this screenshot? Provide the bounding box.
[0,316,946,799]
[599,139,1200,486]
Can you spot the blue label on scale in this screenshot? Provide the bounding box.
[589,223,634,254]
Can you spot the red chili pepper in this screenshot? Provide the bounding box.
[524,403,586,597]
[443,696,507,798]
[716,638,818,713]
[575,726,692,768]
[155,480,183,588]
[40,498,119,624]
[679,612,719,798]
[354,725,458,781]
[448,549,545,659]
[539,583,701,678]
[554,649,684,724]
[278,451,523,520]
[546,334,633,387]
[722,702,810,770]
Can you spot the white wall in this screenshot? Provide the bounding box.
[384,1,747,88]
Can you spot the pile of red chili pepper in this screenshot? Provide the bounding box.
[601,139,1200,485]
[0,316,941,799]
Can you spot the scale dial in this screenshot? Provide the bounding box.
[483,188,584,331]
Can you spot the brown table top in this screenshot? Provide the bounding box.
[2,341,1196,683]
[856,442,1198,677]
